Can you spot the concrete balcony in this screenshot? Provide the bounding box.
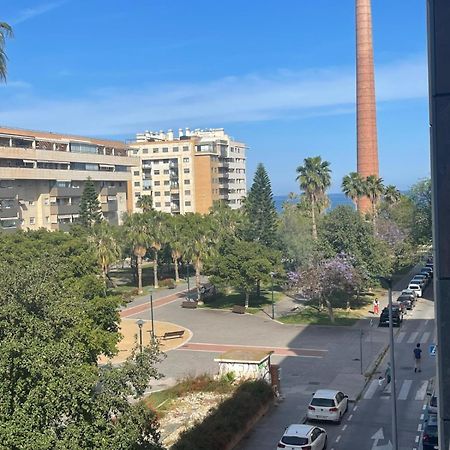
[50,203,80,215]
[101,200,118,213]
[0,168,132,182]
[57,222,73,232]
[0,206,19,219]
[171,203,180,213]
[170,184,180,192]
[0,189,16,199]
[100,186,118,196]
[50,186,83,197]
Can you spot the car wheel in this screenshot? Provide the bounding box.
[323,436,328,449]
[345,401,348,413]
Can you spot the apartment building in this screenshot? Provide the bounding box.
[130,128,247,214]
[0,127,138,232]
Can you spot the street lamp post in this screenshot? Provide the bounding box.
[136,319,145,354]
[150,292,155,343]
[186,263,190,299]
[379,276,398,450]
[270,272,276,320]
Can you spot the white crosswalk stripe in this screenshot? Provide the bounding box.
[415,381,429,400]
[363,380,379,399]
[407,331,419,344]
[420,331,431,344]
[398,380,413,400]
[396,332,406,343]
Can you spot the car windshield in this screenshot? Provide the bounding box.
[397,297,410,302]
[409,285,419,289]
[430,396,437,407]
[311,398,335,407]
[281,436,308,445]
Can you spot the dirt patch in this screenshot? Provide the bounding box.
[98,319,191,365]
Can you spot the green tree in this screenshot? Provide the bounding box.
[362,175,385,229]
[408,178,432,244]
[147,211,167,289]
[383,185,401,205]
[0,22,13,82]
[243,163,278,247]
[166,214,185,282]
[79,178,103,227]
[137,195,153,212]
[296,156,332,240]
[209,238,279,309]
[341,172,364,209]
[123,213,150,294]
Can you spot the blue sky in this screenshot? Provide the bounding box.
[1,0,429,194]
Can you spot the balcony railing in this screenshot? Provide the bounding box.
[50,203,80,215]
[101,200,118,213]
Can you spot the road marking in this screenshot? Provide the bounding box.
[415,435,420,443]
[417,423,422,432]
[396,332,406,343]
[407,331,419,344]
[335,435,341,442]
[342,424,347,431]
[420,414,424,420]
[421,331,431,343]
[416,381,428,400]
[398,380,413,400]
[423,404,427,410]
[364,380,379,399]
[348,414,353,421]
[353,405,358,411]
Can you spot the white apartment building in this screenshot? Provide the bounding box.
[130,128,247,214]
[0,127,138,231]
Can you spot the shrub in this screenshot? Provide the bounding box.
[159,278,176,289]
[171,380,273,450]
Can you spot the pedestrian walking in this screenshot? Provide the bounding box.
[373,298,380,315]
[414,343,422,372]
[384,362,391,384]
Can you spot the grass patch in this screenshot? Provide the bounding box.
[279,306,363,326]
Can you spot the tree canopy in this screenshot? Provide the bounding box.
[79,178,103,227]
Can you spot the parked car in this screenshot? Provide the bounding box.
[379,306,403,327]
[425,262,434,269]
[306,389,348,423]
[411,276,427,289]
[427,388,437,415]
[393,301,407,315]
[397,295,413,310]
[277,424,327,449]
[408,283,423,298]
[400,289,417,305]
[421,267,433,278]
[422,413,438,450]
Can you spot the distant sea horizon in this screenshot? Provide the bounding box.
[273,193,353,213]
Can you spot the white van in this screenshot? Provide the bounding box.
[408,283,422,298]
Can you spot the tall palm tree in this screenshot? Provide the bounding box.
[341,172,364,209]
[296,156,332,240]
[166,214,184,283]
[363,175,385,229]
[0,22,13,82]
[383,184,401,205]
[136,195,153,212]
[88,222,121,283]
[123,212,150,294]
[147,211,167,289]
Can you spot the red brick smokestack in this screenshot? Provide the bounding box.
[356,0,379,212]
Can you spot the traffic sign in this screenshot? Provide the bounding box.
[429,344,437,356]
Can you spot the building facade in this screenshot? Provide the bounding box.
[130,128,247,214]
[0,127,137,232]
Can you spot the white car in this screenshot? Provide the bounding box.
[307,389,348,423]
[408,283,423,298]
[277,424,327,449]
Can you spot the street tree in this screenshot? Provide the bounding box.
[209,238,280,309]
[79,177,103,227]
[341,172,364,209]
[243,163,278,247]
[362,175,385,229]
[408,178,432,244]
[296,156,332,240]
[147,211,167,289]
[0,22,12,82]
[137,195,153,212]
[383,184,401,205]
[166,214,184,282]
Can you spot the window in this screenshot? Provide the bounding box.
[164,191,170,196]
[155,202,161,207]
[173,147,179,152]
[153,148,159,153]
[155,192,161,197]
[45,216,50,224]
[183,146,189,151]
[164,180,170,185]
[185,201,191,206]
[185,190,191,195]
[154,181,160,186]
[135,192,141,197]
[30,217,35,225]
[165,202,171,207]
[162,147,169,153]
[143,148,148,154]
[132,149,139,154]
[184,168,190,174]
[184,179,190,185]
[134,182,140,187]
[183,157,189,163]
[154,170,160,175]
[163,159,169,163]
[153,161,159,165]
[28,201,34,206]
[133,171,140,176]
[163,169,170,175]
[70,143,98,154]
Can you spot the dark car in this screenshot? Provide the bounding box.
[421,267,433,279]
[378,306,403,327]
[397,295,413,310]
[422,413,438,450]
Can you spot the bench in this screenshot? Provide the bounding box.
[159,330,185,340]
[232,305,246,314]
[182,301,198,309]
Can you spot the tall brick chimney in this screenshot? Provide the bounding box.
[356,0,379,212]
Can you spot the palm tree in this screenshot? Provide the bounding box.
[341,172,364,209]
[363,175,385,229]
[88,222,121,283]
[166,214,184,283]
[383,185,401,205]
[0,22,13,82]
[147,211,166,289]
[136,195,153,212]
[296,156,332,239]
[123,212,150,294]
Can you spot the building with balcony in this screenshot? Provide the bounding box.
[129,128,247,214]
[0,126,138,232]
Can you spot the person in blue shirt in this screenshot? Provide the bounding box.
[414,343,422,373]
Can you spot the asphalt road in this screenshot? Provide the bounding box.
[323,284,435,450]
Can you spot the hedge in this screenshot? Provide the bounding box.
[171,380,273,450]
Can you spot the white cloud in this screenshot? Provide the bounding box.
[0,54,428,136]
[10,1,67,25]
